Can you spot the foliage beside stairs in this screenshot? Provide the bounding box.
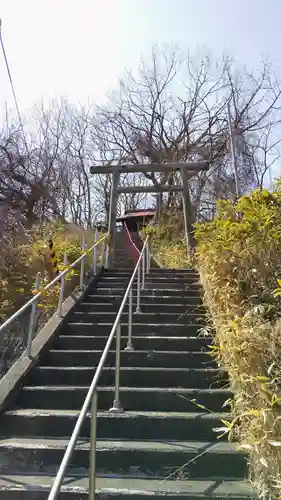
[195,187,281,499]
[142,221,192,269]
[0,221,101,379]
[0,221,99,322]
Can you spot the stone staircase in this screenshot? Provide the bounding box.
[114,232,137,268]
[0,268,254,499]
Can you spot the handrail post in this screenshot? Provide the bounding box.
[125,287,134,351]
[58,252,67,317]
[135,265,141,314]
[88,391,98,500]
[92,229,98,275]
[109,321,123,412]
[105,242,109,269]
[101,240,106,268]
[27,272,41,358]
[146,238,151,273]
[80,237,86,290]
[141,252,145,290]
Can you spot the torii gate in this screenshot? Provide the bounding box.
[90,162,208,267]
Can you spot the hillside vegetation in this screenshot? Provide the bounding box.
[0,222,98,322]
[147,185,281,498]
[196,186,281,498]
[0,222,101,376]
[143,213,192,269]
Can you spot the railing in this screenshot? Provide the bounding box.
[124,222,140,265]
[0,231,108,360]
[47,235,151,500]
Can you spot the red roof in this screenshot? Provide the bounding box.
[117,210,155,221]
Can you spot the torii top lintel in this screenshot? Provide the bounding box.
[89,162,208,175]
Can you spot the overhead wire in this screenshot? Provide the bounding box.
[0,18,29,156]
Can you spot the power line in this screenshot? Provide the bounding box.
[0,18,29,155]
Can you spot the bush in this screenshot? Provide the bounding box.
[195,186,281,498]
[143,216,192,269]
[0,222,99,320]
[0,221,103,377]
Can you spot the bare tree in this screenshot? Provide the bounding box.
[1,47,280,241]
[96,47,281,220]
[0,99,95,231]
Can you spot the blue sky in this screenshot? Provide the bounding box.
[0,0,280,113]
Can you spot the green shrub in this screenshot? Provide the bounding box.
[143,218,191,268]
[195,186,281,498]
[0,222,101,322]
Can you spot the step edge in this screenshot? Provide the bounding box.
[3,410,232,418]
[0,439,242,454]
[21,385,231,393]
[0,474,254,496]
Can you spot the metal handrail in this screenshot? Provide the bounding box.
[124,221,140,264]
[47,235,151,500]
[0,232,109,358]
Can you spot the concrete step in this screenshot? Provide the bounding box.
[100,276,200,284]
[61,323,209,337]
[112,266,196,271]
[41,350,215,368]
[0,438,247,480]
[28,366,227,389]
[137,266,198,274]
[0,410,231,441]
[78,302,206,315]
[17,386,231,412]
[68,311,207,325]
[53,335,213,352]
[91,287,202,297]
[104,270,198,278]
[102,272,198,279]
[85,294,202,305]
[96,282,201,291]
[103,269,197,273]
[0,474,255,499]
[112,262,136,269]
[146,269,197,274]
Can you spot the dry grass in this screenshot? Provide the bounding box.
[143,220,192,269]
[0,221,99,321]
[195,189,281,498]
[0,221,102,377]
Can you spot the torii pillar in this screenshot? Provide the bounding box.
[106,171,120,268]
